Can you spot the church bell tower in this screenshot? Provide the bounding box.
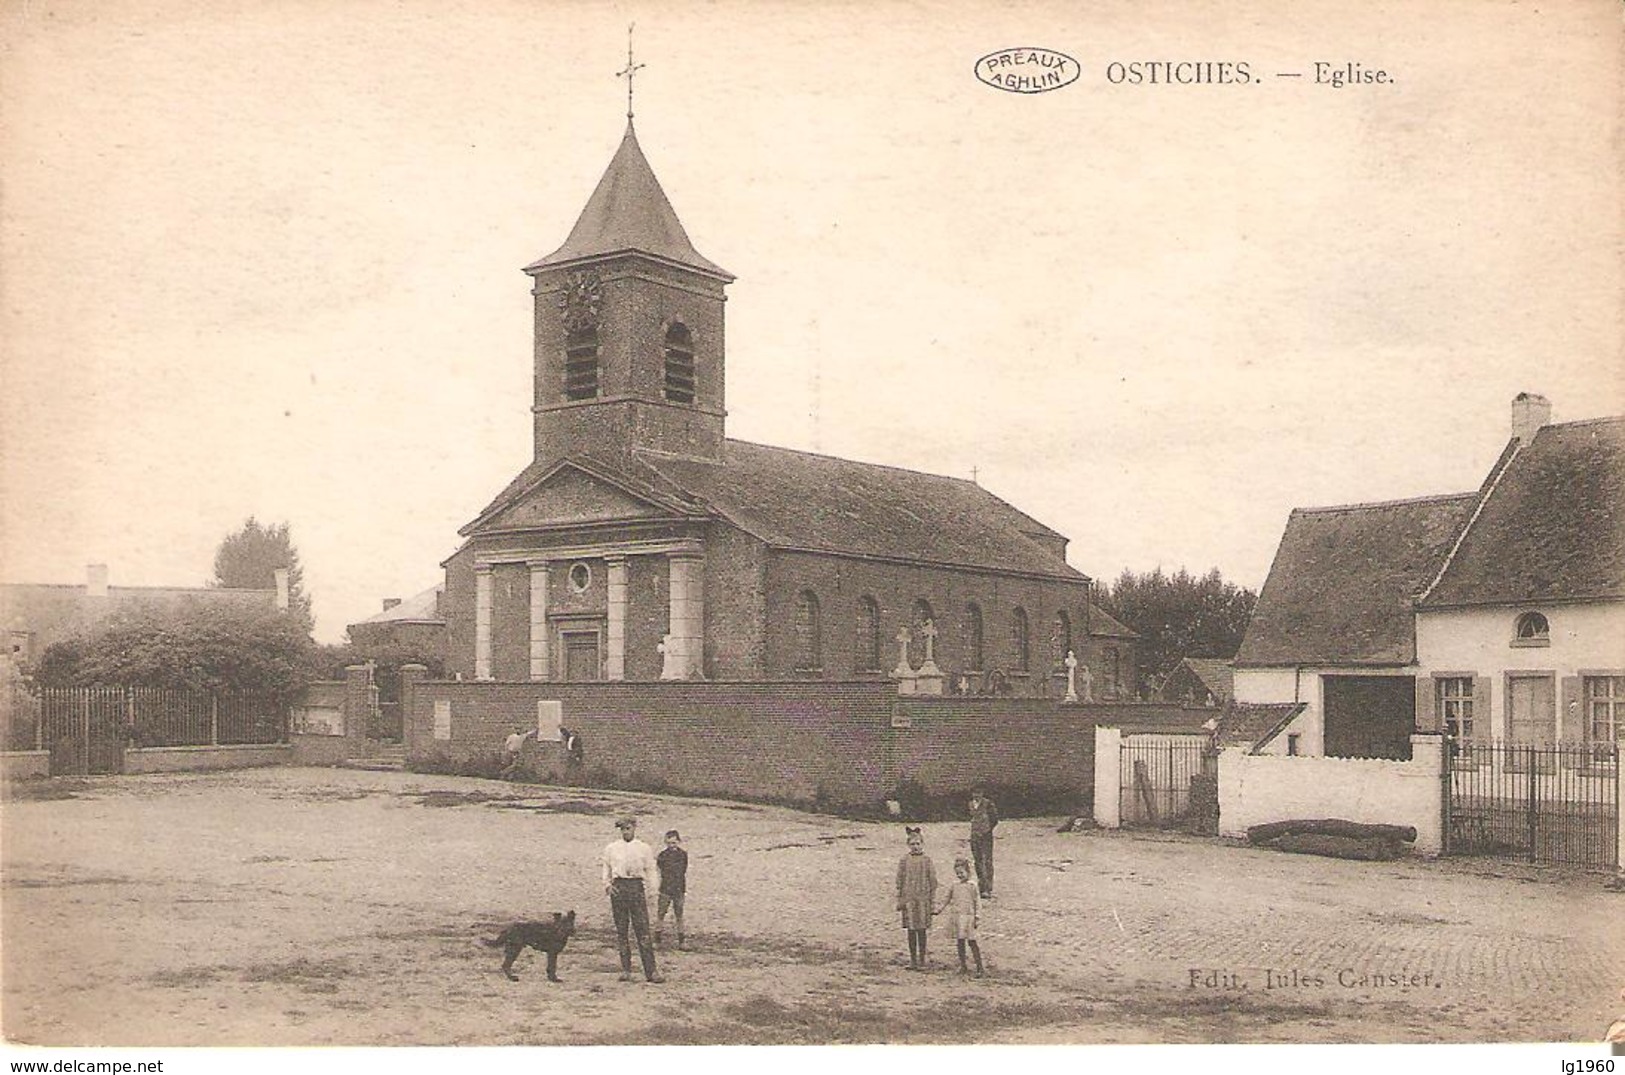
[525,120,733,466]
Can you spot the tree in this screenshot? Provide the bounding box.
[1099,567,1257,689]
[213,518,313,633]
[32,602,317,700]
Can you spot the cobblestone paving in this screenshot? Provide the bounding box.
[2,769,1620,1044]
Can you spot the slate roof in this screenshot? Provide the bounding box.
[466,440,1087,583]
[1222,702,1307,753]
[525,122,732,280]
[1421,418,1625,608]
[1182,657,1234,700]
[1086,603,1137,638]
[1235,493,1478,667]
[351,585,444,628]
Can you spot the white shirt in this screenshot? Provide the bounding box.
[602,837,660,888]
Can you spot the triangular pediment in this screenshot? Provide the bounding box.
[477,463,673,532]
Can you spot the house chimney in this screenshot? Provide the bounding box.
[382,598,402,611]
[86,563,109,599]
[1511,392,1552,445]
[273,568,290,612]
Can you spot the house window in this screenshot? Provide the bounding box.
[1585,676,1624,746]
[663,324,696,404]
[962,603,984,673]
[1052,611,1072,670]
[794,590,821,672]
[1103,646,1120,698]
[1287,733,1301,756]
[1438,676,1476,764]
[855,596,880,673]
[568,562,592,593]
[1512,611,1549,646]
[564,328,600,401]
[909,599,935,669]
[1010,608,1030,673]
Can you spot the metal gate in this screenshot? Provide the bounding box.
[39,687,129,776]
[1445,739,1618,869]
[1120,734,1219,833]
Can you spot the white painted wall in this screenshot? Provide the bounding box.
[1233,665,1417,756]
[1218,735,1445,856]
[1093,725,1121,828]
[1417,601,1625,740]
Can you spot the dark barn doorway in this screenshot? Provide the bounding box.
[1322,675,1415,760]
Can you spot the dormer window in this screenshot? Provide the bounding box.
[564,328,600,401]
[663,324,695,404]
[1512,611,1550,647]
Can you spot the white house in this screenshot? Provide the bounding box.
[1235,394,1624,760]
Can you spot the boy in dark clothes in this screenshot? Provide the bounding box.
[655,830,689,949]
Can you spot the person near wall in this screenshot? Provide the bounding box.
[499,728,536,780]
[561,725,585,765]
[601,817,665,983]
[967,786,999,899]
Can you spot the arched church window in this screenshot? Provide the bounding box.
[962,603,984,673]
[909,599,934,669]
[855,596,881,673]
[794,590,821,672]
[664,324,696,404]
[564,327,600,401]
[1052,611,1072,669]
[1011,607,1030,673]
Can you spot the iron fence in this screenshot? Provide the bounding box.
[8,686,289,775]
[1445,739,1618,869]
[1119,734,1218,831]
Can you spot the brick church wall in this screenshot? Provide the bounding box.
[404,678,893,807]
[400,674,1189,812]
[764,550,1127,693]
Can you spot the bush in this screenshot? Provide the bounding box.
[33,603,315,700]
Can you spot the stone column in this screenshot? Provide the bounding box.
[474,565,493,681]
[605,556,628,681]
[1409,734,1445,857]
[1615,726,1624,885]
[528,561,550,681]
[1093,725,1122,828]
[666,553,705,679]
[343,665,373,756]
[399,663,427,763]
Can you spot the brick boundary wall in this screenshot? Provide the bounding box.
[399,669,1214,814]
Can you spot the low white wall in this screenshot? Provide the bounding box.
[1094,726,1121,828]
[124,744,292,774]
[1219,734,1445,856]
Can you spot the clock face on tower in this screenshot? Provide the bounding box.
[557,269,603,333]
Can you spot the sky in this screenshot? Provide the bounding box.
[1,0,1620,643]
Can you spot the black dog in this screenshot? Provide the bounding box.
[483,910,576,982]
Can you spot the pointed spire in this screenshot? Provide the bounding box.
[526,122,733,280]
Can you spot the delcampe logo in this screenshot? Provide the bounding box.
[974,47,1080,94]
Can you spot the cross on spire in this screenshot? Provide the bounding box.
[616,23,646,121]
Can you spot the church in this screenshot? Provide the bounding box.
[441,117,1137,696]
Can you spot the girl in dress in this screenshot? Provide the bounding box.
[936,857,985,977]
[895,826,937,970]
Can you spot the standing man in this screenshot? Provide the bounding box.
[968,786,999,899]
[601,817,665,983]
